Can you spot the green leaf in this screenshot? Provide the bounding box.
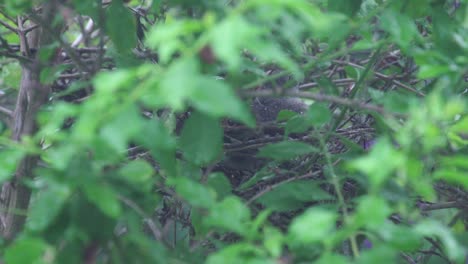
[100,105,145,153]
[415,220,465,260]
[27,183,71,232]
[382,91,413,114]
[378,224,422,251]
[157,57,199,110]
[118,160,154,188]
[72,0,99,20]
[145,20,202,63]
[138,119,176,151]
[206,172,232,200]
[258,180,332,211]
[4,237,49,264]
[257,141,319,161]
[83,183,122,218]
[93,70,136,94]
[401,0,431,18]
[435,168,468,188]
[206,196,251,236]
[1,61,21,89]
[316,254,348,264]
[285,102,331,135]
[289,208,337,244]
[4,0,32,15]
[305,103,332,126]
[136,119,177,176]
[328,0,363,17]
[206,243,270,264]
[349,137,405,190]
[211,15,259,71]
[354,196,391,230]
[357,245,397,264]
[191,77,255,127]
[417,64,452,79]
[285,115,312,135]
[169,177,216,208]
[179,112,223,165]
[105,0,137,52]
[0,149,25,183]
[380,10,418,51]
[263,227,284,258]
[298,4,348,39]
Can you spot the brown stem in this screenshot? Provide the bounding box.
[0,2,59,240]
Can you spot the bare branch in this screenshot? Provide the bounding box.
[0,106,13,117]
[0,19,17,33]
[333,59,426,97]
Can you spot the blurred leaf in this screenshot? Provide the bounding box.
[206,243,271,264]
[211,15,301,78]
[100,105,145,153]
[146,19,202,63]
[401,0,431,18]
[169,177,216,208]
[157,57,199,110]
[4,0,31,15]
[4,237,49,264]
[289,208,336,244]
[257,141,319,161]
[349,137,405,190]
[206,172,232,200]
[354,195,391,230]
[136,118,177,176]
[106,0,137,52]
[378,224,422,251]
[27,183,71,232]
[83,183,122,218]
[285,115,312,135]
[191,77,255,127]
[380,10,419,51]
[138,119,176,151]
[237,165,277,191]
[0,149,25,183]
[434,168,468,189]
[418,64,453,79]
[258,180,332,211]
[206,196,250,236]
[382,91,412,114]
[211,15,260,71]
[415,220,465,261]
[263,226,283,258]
[72,0,99,20]
[93,70,136,94]
[328,0,363,17]
[357,245,397,264]
[118,160,154,190]
[316,253,348,264]
[0,62,21,89]
[305,103,332,126]
[179,112,223,165]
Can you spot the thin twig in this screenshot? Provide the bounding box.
[246,170,322,204]
[0,19,17,33]
[0,106,13,117]
[420,201,461,211]
[0,9,17,24]
[28,12,91,73]
[334,60,426,97]
[118,195,164,242]
[243,89,405,118]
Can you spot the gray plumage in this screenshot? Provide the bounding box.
[252,97,307,122]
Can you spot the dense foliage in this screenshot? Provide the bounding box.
[0,0,467,263]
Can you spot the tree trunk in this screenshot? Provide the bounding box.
[0,2,58,240]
